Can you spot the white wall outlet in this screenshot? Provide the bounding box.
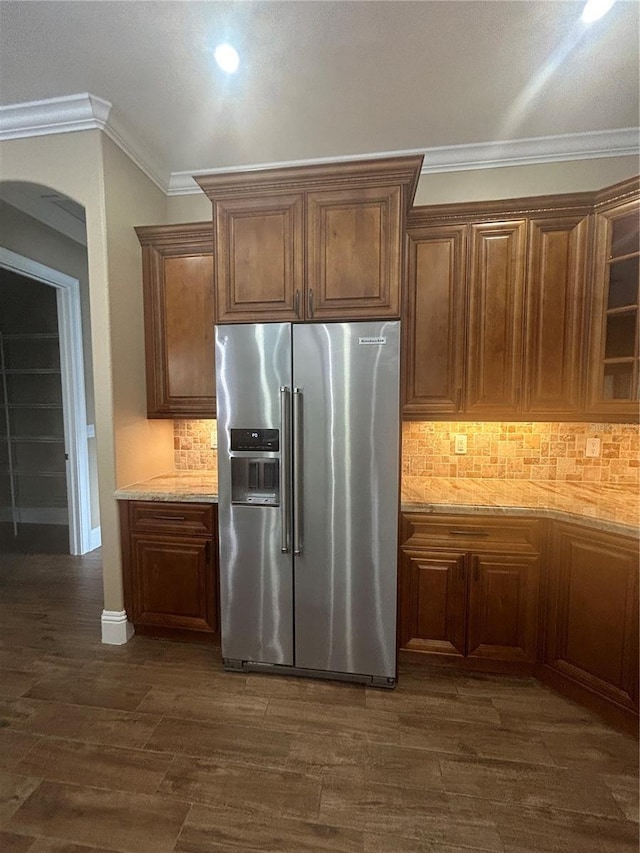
[454,434,467,454]
[210,428,217,450]
[585,437,601,458]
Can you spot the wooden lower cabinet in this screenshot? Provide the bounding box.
[120,500,219,639]
[543,521,639,724]
[467,553,540,662]
[399,514,541,667]
[399,550,466,657]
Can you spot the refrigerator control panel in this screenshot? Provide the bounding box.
[230,428,279,452]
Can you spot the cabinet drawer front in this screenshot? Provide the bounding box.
[128,501,215,536]
[401,513,541,553]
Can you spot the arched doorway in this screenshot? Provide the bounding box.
[0,184,99,555]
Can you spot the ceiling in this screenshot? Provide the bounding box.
[0,0,639,194]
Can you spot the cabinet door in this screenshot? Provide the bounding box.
[466,553,540,663]
[306,185,402,319]
[545,523,639,711]
[137,223,215,418]
[524,215,589,417]
[403,225,467,416]
[129,533,217,634]
[215,193,304,322]
[466,220,527,416]
[399,549,466,656]
[586,196,639,420]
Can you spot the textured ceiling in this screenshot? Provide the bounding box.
[0,0,638,182]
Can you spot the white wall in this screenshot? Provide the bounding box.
[413,155,639,205]
[101,135,173,489]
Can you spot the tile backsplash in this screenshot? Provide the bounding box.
[174,419,217,471]
[175,419,639,487]
[403,421,639,486]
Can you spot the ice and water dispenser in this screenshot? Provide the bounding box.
[229,428,280,506]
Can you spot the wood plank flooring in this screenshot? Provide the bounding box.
[0,548,637,852]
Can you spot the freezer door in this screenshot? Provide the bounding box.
[216,323,294,666]
[292,321,400,680]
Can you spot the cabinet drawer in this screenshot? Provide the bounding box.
[401,513,542,554]
[127,501,215,536]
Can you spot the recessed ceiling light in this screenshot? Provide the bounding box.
[214,43,240,74]
[581,0,615,23]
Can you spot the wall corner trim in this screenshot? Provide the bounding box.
[101,610,134,645]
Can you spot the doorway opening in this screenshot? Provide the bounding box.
[0,248,97,555]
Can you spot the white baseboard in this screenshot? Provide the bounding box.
[101,610,134,645]
[89,525,101,551]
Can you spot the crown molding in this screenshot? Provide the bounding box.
[0,92,112,137]
[1,94,637,198]
[419,127,640,174]
[0,92,168,194]
[169,127,640,195]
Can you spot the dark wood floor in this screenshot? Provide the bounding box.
[0,547,638,853]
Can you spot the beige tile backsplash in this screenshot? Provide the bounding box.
[175,419,639,487]
[403,421,639,486]
[174,419,217,471]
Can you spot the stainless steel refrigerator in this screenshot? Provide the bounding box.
[215,320,400,687]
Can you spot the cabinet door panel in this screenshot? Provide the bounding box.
[399,549,466,656]
[137,222,216,418]
[131,534,217,633]
[404,225,467,415]
[215,194,303,322]
[163,255,215,402]
[467,553,539,662]
[466,221,527,416]
[546,524,638,710]
[307,186,401,319]
[524,216,589,416]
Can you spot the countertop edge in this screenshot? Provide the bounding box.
[114,489,218,503]
[113,487,637,537]
[400,501,639,538]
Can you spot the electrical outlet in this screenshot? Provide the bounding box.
[585,437,600,458]
[454,434,467,454]
[210,429,218,450]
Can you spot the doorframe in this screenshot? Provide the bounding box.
[0,246,96,555]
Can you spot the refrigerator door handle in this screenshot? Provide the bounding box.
[280,386,291,553]
[293,387,303,555]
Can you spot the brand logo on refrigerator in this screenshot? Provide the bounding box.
[358,336,386,345]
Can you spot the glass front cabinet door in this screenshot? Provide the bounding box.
[588,190,640,419]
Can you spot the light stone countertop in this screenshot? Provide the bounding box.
[401,476,638,537]
[115,472,638,537]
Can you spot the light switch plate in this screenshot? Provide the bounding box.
[454,434,467,454]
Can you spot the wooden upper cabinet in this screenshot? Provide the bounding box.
[215,193,303,322]
[306,185,402,319]
[586,178,640,421]
[403,223,467,416]
[196,156,423,323]
[466,220,527,416]
[136,223,215,418]
[523,213,590,417]
[404,191,598,421]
